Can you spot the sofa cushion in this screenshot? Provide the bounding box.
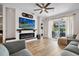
[10,49,32,56]
[61,50,78,56]
[0,44,9,56]
[4,40,25,54]
[64,45,79,55]
[69,41,79,46]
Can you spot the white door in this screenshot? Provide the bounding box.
[6,7,15,39]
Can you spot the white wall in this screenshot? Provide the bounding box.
[0,5,3,30]
[34,16,48,39]
[48,20,53,39]
[43,17,49,38]
[74,12,79,34]
[0,18,2,30]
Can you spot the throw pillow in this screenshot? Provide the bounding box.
[76,34,79,40]
[73,34,77,39]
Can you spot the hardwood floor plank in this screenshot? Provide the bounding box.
[27,39,63,56]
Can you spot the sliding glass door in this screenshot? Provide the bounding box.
[52,19,66,39]
[52,15,74,39]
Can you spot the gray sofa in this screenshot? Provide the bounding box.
[61,40,79,56]
[0,40,32,56]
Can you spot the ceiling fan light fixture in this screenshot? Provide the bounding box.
[42,8,45,11]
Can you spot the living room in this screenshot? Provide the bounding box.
[1,3,79,56]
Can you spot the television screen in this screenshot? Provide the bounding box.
[19,17,35,29]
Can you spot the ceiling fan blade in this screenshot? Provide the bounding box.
[46,7,54,10]
[34,9,41,11]
[44,3,51,8]
[40,10,42,14]
[41,3,44,7]
[45,10,48,13]
[36,3,42,8]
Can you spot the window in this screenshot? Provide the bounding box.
[52,15,74,39]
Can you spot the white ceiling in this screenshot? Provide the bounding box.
[1,3,79,17]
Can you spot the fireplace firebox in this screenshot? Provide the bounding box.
[19,33,35,39]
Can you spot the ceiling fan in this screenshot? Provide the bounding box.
[34,3,54,14]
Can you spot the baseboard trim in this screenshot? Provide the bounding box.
[6,37,16,40]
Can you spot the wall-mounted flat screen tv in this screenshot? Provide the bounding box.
[19,17,35,29]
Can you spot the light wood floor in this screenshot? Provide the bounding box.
[27,39,63,56]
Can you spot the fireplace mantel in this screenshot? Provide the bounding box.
[17,28,37,33]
